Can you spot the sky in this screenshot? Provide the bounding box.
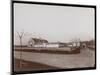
[14,3,95,45]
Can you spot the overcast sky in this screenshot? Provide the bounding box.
[14,3,95,45]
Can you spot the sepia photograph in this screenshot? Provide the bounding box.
[12,0,96,74]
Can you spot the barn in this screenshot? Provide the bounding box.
[28,38,48,47]
[27,38,67,48]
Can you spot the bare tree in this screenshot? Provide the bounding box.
[16,31,33,68]
[70,38,81,50]
[17,31,24,68]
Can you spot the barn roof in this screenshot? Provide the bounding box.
[31,38,48,43]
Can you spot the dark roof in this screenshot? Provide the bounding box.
[32,38,48,43]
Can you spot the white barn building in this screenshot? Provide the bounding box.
[28,38,67,48]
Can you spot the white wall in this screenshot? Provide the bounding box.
[33,43,59,48]
[0,0,99,75]
[46,44,59,48]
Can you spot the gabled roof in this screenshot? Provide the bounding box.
[31,38,48,43]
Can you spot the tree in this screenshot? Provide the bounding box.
[17,31,24,68]
[70,38,81,50]
[16,31,34,68]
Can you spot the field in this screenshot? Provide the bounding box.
[14,47,95,72]
[14,58,59,72]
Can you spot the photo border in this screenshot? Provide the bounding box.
[11,0,96,74]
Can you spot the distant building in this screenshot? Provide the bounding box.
[46,42,67,48]
[80,40,95,48]
[28,38,67,48]
[28,38,48,47]
[67,42,80,47]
